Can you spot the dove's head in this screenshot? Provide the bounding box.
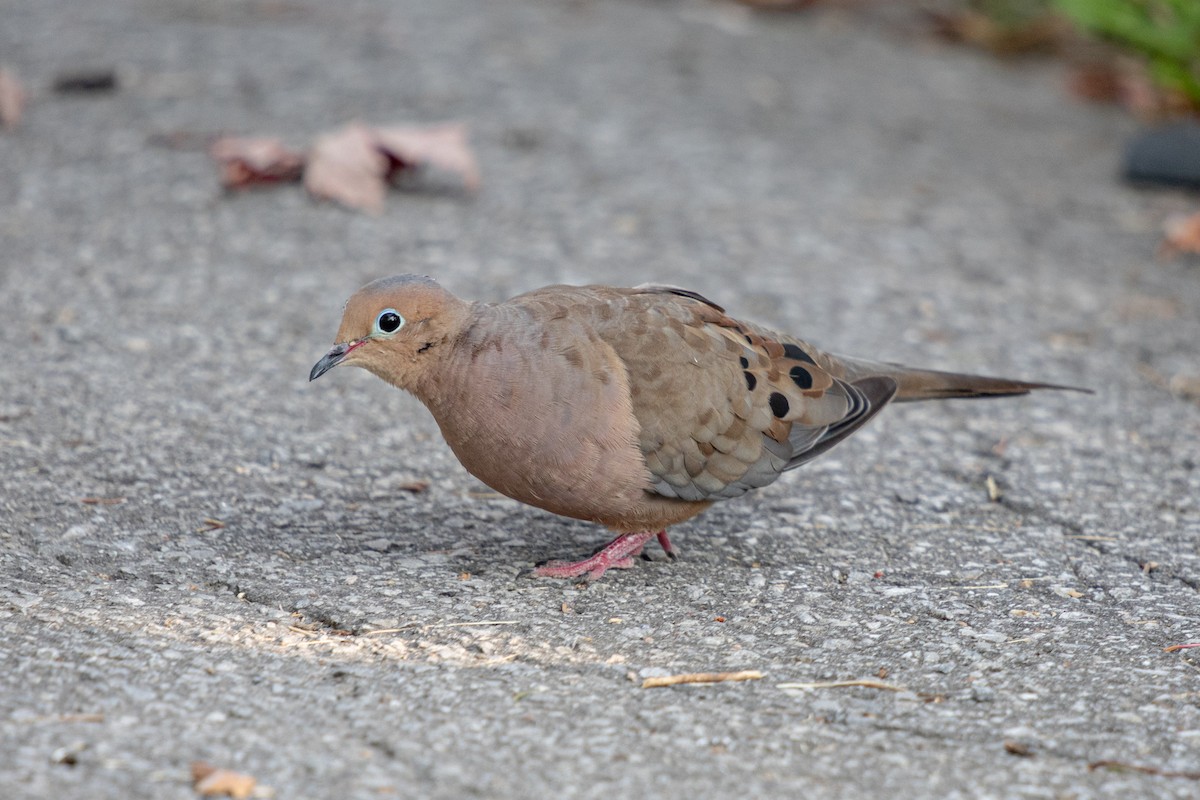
[309,275,471,389]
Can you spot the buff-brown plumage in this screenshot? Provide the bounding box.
[311,275,1082,578]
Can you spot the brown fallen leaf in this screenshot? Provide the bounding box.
[1068,56,1196,118]
[0,67,26,130]
[80,497,125,505]
[1068,62,1125,104]
[398,479,430,493]
[925,10,1067,56]
[210,136,305,189]
[1160,211,1200,258]
[304,121,479,214]
[191,761,258,799]
[1164,643,1200,653]
[1004,740,1035,757]
[642,670,763,688]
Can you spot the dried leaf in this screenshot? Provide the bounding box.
[303,121,479,214]
[1160,211,1200,258]
[191,761,257,799]
[0,67,26,130]
[397,479,430,493]
[210,137,305,189]
[1069,58,1196,118]
[925,10,1066,56]
[374,122,481,192]
[304,123,391,214]
[1004,740,1034,757]
[1164,643,1200,653]
[1068,62,1124,104]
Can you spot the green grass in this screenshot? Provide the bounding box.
[1054,0,1200,105]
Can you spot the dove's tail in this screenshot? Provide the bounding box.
[836,359,1090,402]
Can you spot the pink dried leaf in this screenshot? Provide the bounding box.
[0,67,26,130]
[303,122,391,214]
[374,122,481,192]
[1160,211,1200,259]
[210,136,305,189]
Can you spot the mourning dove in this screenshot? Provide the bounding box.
[311,275,1082,580]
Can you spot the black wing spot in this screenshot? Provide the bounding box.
[744,372,757,391]
[789,365,813,389]
[783,343,816,365]
[739,356,749,369]
[769,392,790,418]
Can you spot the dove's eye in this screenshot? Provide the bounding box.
[374,309,404,335]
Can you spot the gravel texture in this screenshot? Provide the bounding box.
[2,1,1199,798]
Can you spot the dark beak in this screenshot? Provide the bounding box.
[310,342,352,382]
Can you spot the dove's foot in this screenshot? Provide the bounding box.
[535,530,669,580]
[656,530,676,560]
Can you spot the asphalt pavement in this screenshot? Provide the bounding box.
[2,1,1199,798]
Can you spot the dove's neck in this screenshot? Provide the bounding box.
[409,302,525,418]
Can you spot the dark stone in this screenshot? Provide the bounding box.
[53,68,119,94]
[1124,122,1200,189]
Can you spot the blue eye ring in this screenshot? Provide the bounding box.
[374,308,404,335]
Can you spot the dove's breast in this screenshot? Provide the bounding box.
[412,303,711,530]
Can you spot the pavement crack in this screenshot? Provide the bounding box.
[866,719,1092,766]
[1001,498,1200,594]
[204,578,358,633]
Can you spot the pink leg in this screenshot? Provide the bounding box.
[535,531,662,581]
[656,530,676,560]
